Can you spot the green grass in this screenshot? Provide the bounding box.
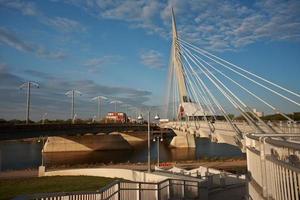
[0,176,114,200]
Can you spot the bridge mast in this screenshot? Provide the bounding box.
[171,8,189,104]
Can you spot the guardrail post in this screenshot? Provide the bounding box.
[157,182,160,200]
[197,181,200,198]
[118,181,120,200]
[183,180,185,198]
[169,179,172,198]
[138,182,141,200]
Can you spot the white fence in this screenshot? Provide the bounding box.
[246,133,300,200]
[14,179,201,200]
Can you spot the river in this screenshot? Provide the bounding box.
[0,138,244,171]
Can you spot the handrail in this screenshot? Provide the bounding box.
[14,178,202,200]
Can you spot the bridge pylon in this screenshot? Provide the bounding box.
[168,9,198,148]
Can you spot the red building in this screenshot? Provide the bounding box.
[105,112,128,123]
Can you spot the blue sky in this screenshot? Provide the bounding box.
[0,0,299,120]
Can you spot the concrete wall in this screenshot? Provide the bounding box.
[44,168,168,183]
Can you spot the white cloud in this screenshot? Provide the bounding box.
[0,70,152,120]
[0,0,39,16]
[84,55,122,72]
[0,0,86,33]
[46,17,86,32]
[0,27,67,60]
[63,0,300,51]
[178,0,300,51]
[140,49,164,69]
[2,0,300,52]
[0,27,34,52]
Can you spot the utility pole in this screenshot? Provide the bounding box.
[65,90,81,122]
[20,81,39,124]
[92,96,108,121]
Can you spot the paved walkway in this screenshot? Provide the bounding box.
[0,159,246,179]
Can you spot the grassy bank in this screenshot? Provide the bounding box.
[0,176,114,200]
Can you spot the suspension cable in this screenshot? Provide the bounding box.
[180,44,264,133]
[181,43,295,122]
[181,44,278,133]
[179,38,300,99]
[180,44,243,136]
[179,39,300,107]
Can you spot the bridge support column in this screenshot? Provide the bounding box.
[170,132,196,148]
[38,166,45,177]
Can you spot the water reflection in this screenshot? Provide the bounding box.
[0,138,245,171]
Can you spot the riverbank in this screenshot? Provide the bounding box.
[0,158,246,179]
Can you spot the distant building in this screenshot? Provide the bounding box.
[253,108,264,117]
[105,112,128,123]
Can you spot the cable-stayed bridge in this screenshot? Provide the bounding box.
[162,9,299,148]
[160,9,300,200]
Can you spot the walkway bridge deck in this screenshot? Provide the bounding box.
[0,123,160,141]
[162,121,300,148]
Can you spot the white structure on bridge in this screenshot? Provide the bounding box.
[163,9,300,200]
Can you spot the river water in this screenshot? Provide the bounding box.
[0,138,244,171]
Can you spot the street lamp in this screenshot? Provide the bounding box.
[91,96,108,122]
[92,115,97,123]
[153,114,162,167]
[137,114,143,122]
[154,114,160,121]
[38,136,46,166]
[72,113,77,124]
[19,81,39,124]
[147,111,151,173]
[42,112,47,124]
[153,135,163,167]
[65,90,81,123]
[137,112,151,172]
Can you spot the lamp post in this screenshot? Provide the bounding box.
[38,136,46,166]
[72,113,77,124]
[153,135,163,167]
[147,111,151,172]
[65,90,82,123]
[137,113,143,123]
[138,112,151,172]
[42,113,47,124]
[153,114,162,167]
[91,96,108,122]
[92,115,97,123]
[20,81,39,124]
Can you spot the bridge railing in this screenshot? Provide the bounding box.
[165,120,300,134]
[246,133,300,200]
[14,178,201,200]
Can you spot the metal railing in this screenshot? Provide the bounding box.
[246,133,300,200]
[14,178,201,200]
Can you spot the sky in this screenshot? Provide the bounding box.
[0,0,299,121]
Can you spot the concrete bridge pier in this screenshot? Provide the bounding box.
[169,130,196,148]
[42,133,144,152]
